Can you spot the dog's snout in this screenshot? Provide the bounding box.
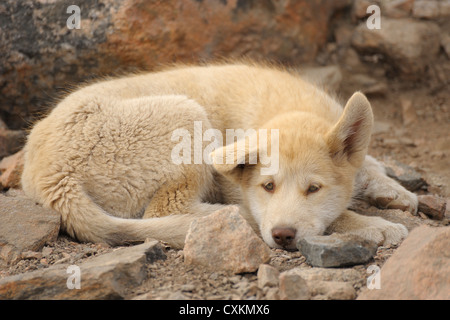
[271,227,297,247]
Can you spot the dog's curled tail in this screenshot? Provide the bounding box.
[22,175,205,249]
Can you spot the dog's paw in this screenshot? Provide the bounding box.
[366,177,418,214]
[349,218,408,246]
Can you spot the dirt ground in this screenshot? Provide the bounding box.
[0,64,448,300]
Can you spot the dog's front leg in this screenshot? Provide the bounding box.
[354,155,418,214]
[327,210,408,246]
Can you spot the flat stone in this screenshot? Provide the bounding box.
[297,234,378,268]
[282,267,362,300]
[308,280,356,300]
[284,267,361,283]
[257,264,280,288]
[0,241,166,299]
[183,206,271,274]
[0,193,60,265]
[278,272,311,300]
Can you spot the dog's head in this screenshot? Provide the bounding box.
[211,92,374,249]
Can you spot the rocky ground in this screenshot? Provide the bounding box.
[1,0,450,300]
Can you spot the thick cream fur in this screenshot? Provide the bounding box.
[22,63,415,249]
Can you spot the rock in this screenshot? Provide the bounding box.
[0,193,60,265]
[300,65,342,92]
[349,74,387,96]
[358,226,450,300]
[341,47,363,70]
[264,287,280,300]
[418,195,447,221]
[257,264,280,288]
[400,97,417,126]
[297,234,378,268]
[0,150,24,189]
[0,241,166,299]
[372,121,392,135]
[384,0,414,18]
[183,206,271,274]
[20,251,43,260]
[0,0,349,130]
[0,118,6,130]
[282,267,361,300]
[351,18,441,78]
[412,0,440,19]
[352,0,373,20]
[0,129,26,158]
[285,267,362,283]
[308,281,356,300]
[382,159,427,191]
[441,34,450,59]
[278,272,311,300]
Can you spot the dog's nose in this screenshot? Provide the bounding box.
[271,227,297,247]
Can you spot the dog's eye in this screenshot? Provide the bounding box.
[263,182,275,193]
[307,184,321,194]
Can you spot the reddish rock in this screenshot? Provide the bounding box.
[0,150,24,189]
[183,206,271,274]
[418,195,447,221]
[0,0,349,129]
[358,226,450,300]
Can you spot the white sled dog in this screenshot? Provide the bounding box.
[21,63,417,249]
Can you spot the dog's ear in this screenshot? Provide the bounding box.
[326,92,373,167]
[210,137,259,182]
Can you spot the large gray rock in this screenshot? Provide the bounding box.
[351,18,441,78]
[297,234,378,268]
[0,240,166,299]
[382,159,428,192]
[183,206,271,274]
[0,194,60,265]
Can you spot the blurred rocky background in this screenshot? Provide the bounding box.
[0,0,447,130]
